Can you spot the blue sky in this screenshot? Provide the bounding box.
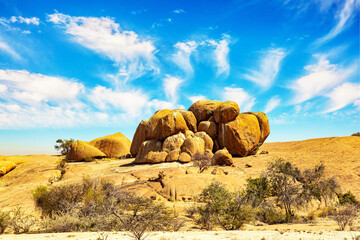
[0,0,359,155]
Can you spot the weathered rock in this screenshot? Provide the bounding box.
[134,140,162,163]
[214,101,240,123]
[176,109,197,132]
[68,140,106,162]
[130,120,149,157]
[181,135,205,156]
[195,132,213,151]
[212,148,233,166]
[178,152,192,163]
[188,100,222,123]
[166,149,180,162]
[90,132,131,158]
[147,109,188,140]
[162,132,186,153]
[144,151,168,164]
[218,114,261,156]
[213,139,220,152]
[244,112,270,144]
[184,130,195,138]
[204,149,214,160]
[198,121,217,139]
[0,160,16,176]
[212,168,225,175]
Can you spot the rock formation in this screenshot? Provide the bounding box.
[0,160,16,176]
[67,132,131,161]
[130,99,270,164]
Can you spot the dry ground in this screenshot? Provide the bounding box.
[0,136,359,237]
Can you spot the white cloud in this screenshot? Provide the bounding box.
[47,13,157,84]
[88,85,149,118]
[10,16,40,25]
[324,82,360,113]
[207,34,231,77]
[223,87,255,112]
[244,48,286,89]
[163,75,183,104]
[172,41,198,76]
[0,40,20,59]
[314,0,359,45]
[264,96,281,113]
[173,9,185,14]
[290,55,357,104]
[188,95,206,103]
[0,69,84,105]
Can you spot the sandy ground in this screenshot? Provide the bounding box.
[1,230,360,240]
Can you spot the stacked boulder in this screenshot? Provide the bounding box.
[67,132,131,161]
[131,99,270,165]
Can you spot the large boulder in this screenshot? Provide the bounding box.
[130,120,149,157]
[198,120,217,139]
[181,135,205,156]
[166,149,181,162]
[67,140,106,161]
[244,112,270,144]
[195,132,213,151]
[214,101,240,123]
[134,140,162,163]
[162,132,186,153]
[212,148,233,166]
[0,160,16,176]
[90,132,131,158]
[144,151,168,164]
[188,100,222,123]
[147,109,188,140]
[175,109,197,132]
[178,152,191,163]
[218,114,261,157]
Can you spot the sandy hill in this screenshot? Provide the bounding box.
[0,136,359,214]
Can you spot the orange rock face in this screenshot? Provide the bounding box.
[218,114,261,157]
[90,132,131,158]
[134,140,162,163]
[130,120,149,157]
[214,101,240,123]
[67,140,106,161]
[212,148,233,166]
[176,109,197,133]
[198,120,217,139]
[188,100,222,123]
[147,109,189,140]
[244,112,270,144]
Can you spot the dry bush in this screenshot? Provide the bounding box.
[192,153,212,173]
[8,207,36,234]
[0,210,10,234]
[330,204,359,230]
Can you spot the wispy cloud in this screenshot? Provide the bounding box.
[47,13,158,85]
[0,39,20,59]
[264,96,281,113]
[244,48,286,89]
[324,82,360,113]
[172,41,198,76]
[188,95,206,103]
[163,75,183,104]
[10,16,40,25]
[173,9,185,14]
[290,55,357,104]
[223,87,255,112]
[207,34,231,77]
[314,0,360,45]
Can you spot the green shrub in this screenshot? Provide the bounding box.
[337,191,358,205]
[54,138,75,155]
[246,176,271,207]
[197,182,253,230]
[256,206,286,224]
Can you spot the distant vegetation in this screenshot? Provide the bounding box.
[352,132,360,137]
[54,138,74,155]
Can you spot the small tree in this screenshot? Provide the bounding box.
[245,176,272,207]
[192,153,212,173]
[54,138,75,155]
[330,204,359,230]
[351,132,360,137]
[337,191,358,205]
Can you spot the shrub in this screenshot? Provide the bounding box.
[197,182,253,230]
[337,191,358,205]
[8,207,36,234]
[351,132,360,137]
[33,183,84,217]
[0,210,10,234]
[330,204,359,230]
[256,205,287,224]
[192,153,212,173]
[54,138,75,155]
[246,176,271,207]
